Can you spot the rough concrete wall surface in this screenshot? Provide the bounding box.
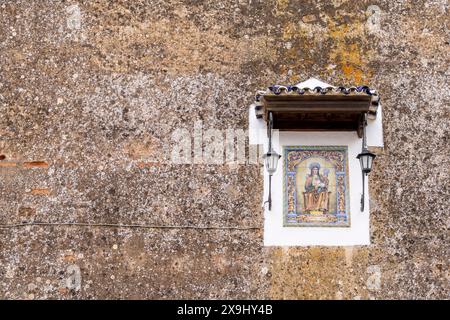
[0,0,448,299]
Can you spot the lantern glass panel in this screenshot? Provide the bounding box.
[359,157,364,171]
[365,155,371,170]
[367,155,373,171]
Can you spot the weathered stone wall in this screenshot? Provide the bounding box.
[0,0,448,299]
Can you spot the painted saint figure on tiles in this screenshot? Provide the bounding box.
[284,146,349,227]
[303,162,330,214]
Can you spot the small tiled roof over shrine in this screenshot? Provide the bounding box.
[254,78,381,137]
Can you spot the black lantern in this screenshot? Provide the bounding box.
[263,112,281,211]
[356,114,376,212]
[357,148,376,174]
[263,149,281,176]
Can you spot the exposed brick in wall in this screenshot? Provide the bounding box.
[23,161,49,169]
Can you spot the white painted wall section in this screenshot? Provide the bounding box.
[248,101,384,246]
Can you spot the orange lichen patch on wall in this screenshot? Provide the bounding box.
[340,64,364,84]
[23,161,49,168]
[30,188,51,196]
[279,12,373,84]
[329,41,369,83]
[327,20,373,84]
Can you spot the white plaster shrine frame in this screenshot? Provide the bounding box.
[248,79,384,246]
